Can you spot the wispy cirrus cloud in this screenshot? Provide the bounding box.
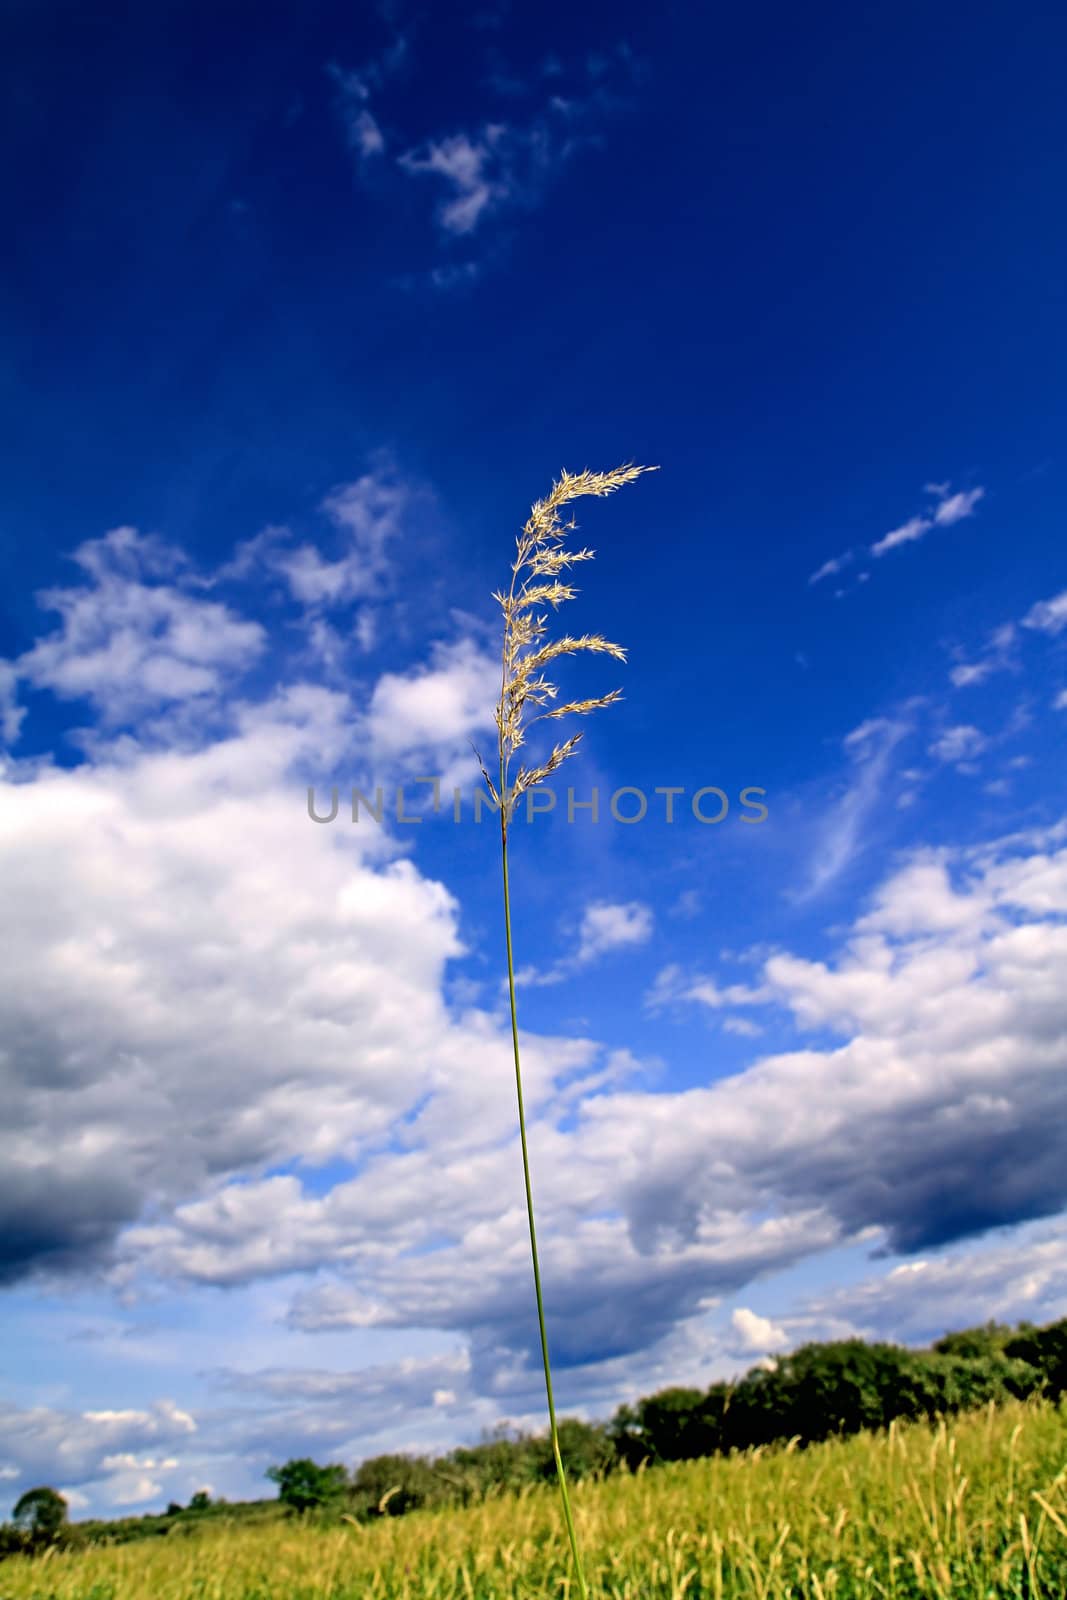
[949,621,1017,688]
[798,715,912,898]
[871,484,984,558]
[807,549,854,586]
[211,456,424,670]
[326,35,410,166]
[809,482,986,588]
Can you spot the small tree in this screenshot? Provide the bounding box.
[265,1458,347,1515]
[13,1486,68,1541]
[187,1490,212,1512]
[348,1453,442,1518]
[529,1418,616,1483]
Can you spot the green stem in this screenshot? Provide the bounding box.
[500,765,589,1600]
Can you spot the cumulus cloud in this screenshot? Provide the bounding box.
[0,674,534,1286]
[6,661,1067,1488]
[729,1306,789,1356]
[101,822,1067,1413]
[367,636,496,762]
[576,901,653,963]
[0,1398,195,1502]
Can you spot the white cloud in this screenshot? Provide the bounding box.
[0,680,524,1286]
[933,487,985,525]
[367,637,496,762]
[949,622,1016,689]
[273,467,412,607]
[808,551,853,585]
[399,127,512,234]
[1023,588,1067,637]
[351,109,385,157]
[799,716,911,897]
[870,515,932,558]
[576,901,653,964]
[0,1398,197,1494]
[0,661,25,744]
[796,1220,1067,1347]
[1054,689,1067,711]
[326,40,408,165]
[6,744,1067,1489]
[729,1307,789,1355]
[397,76,616,242]
[109,1475,163,1505]
[12,528,265,726]
[722,1016,763,1038]
[646,963,769,1015]
[928,724,988,764]
[516,902,654,990]
[870,483,984,559]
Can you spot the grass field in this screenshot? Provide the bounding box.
[4,1397,1067,1599]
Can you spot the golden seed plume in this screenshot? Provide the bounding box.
[489,463,657,821]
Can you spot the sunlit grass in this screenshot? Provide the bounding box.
[5,1396,1067,1598]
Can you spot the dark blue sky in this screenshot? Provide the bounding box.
[4,1,1066,778]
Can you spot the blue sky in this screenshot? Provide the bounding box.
[2,0,1066,1519]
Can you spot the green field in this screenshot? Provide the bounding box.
[4,1398,1067,1599]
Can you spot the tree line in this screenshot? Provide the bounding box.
[4,1313,1065,1555]
[267,1314,1067,1521]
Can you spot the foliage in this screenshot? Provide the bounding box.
[1006,1317,1067,1399]
[527,1417,617,1484]
[348,1453,446,1519]
[264,1458,347,1515]
[12,1485,67,1540]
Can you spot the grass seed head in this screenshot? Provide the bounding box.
[492,463,657,821]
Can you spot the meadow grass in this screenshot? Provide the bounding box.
[5,1396,1067,1599]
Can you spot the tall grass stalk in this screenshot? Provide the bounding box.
[481,464,656,1599]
